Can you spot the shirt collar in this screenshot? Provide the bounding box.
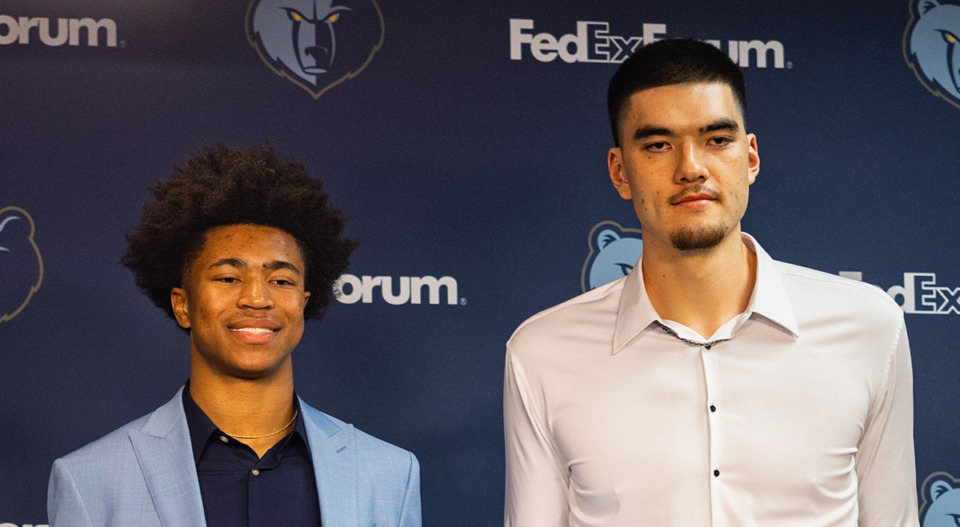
[740,233,800,339]
[181,382,309,464]
[612,232,799,355]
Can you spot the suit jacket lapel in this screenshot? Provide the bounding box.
[302,398,359,527]
[128,389,207,527]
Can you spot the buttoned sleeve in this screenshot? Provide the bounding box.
[855,318,920,526]
[504,344,569,526]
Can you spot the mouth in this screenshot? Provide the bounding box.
[230,327,276,334]
[669,189,720,206]
[228,320,280,342]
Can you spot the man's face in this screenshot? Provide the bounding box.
[607,82,760,254]
[171,224,311,381]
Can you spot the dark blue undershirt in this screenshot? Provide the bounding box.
[182,385,322,527]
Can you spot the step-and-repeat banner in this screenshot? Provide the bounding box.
[2,0,958,525]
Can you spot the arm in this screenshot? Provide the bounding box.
[398,451,422,527]
[855,319,920,526]
[48,458,95,527]
[503,348,569,526]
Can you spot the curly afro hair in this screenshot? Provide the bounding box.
[122,143,357,322]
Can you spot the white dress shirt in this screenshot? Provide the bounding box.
[504,234,918,526]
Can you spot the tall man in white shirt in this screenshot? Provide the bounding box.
[503,38,918,526]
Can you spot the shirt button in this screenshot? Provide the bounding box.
[709,405,717,412]
[219,435,229,443]
[705,344,712,350]
[251,469,260,476]
[713,469,720,477]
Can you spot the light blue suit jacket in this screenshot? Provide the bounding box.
[47,389,421,526]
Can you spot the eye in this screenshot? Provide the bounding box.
[325,7,352,22]
[216,277,239,284]
[940,30,958,44]
[285,9,306,22]
[616,263,634,276]
[645,141,670,152]
[709,136,732,146]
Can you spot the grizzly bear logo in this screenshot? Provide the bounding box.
[246,0,385,99]
[0,207,43,323]
[904,0,960,108]
[921,471,960,526]
[581,221,643,292]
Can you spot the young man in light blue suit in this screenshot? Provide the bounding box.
[48,144,421,526]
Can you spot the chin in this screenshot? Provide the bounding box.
[221,351,292,380]
[670,224,727,252]
[225,363,287,380]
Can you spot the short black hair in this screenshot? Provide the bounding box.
[607,38,747,146]
[122,143,357,322]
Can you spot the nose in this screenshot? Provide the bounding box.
[239,278,274,309]
[674,141,708,184]
[305,46,331,62]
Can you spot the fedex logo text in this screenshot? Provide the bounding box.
[509,19,786,68]
[510,19,665,63]
[840,271,960,314]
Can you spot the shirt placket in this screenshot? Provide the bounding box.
[700,339,722,526]
[248,448,281,525]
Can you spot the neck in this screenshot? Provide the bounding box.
[641,230,756,338]
[188,358,297,457]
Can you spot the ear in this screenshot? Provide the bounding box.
[596,228,621,250]
[746,133,760,185]
[931,480,953,501]
[919,0,940,16]
[170,287,191,329]
[608,147,633,199]
[302,290,311,310]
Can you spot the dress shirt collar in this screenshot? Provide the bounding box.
[181,382,309,464]
[740,233,800,338]
[612,232,800,355]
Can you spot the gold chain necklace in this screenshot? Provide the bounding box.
[222,409,298,439]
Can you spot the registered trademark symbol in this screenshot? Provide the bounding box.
[787,61,793,69]
[459,298,467,306]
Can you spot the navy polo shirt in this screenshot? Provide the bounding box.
[182,387,322,526]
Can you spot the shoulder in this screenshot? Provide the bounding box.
[55,412,153,470]
[300,401,417,469]
[507,277,625,355]
[49,407,162,517]
[776,262,902,312]
[774,261,905,329]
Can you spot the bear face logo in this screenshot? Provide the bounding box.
[0,207,43,324]
[246,0,385,99]
[581,221,643,292]
[904,0,960,109]
[921,471,960,526]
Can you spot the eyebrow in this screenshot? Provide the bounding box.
[208,258,303,275]
[633,125,673,140]
[632,118,741,140]
[702,118,740,133]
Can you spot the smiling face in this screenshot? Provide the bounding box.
[608,82,760,256]
[171,224,311,381]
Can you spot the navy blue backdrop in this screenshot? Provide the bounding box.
[2,1,959,525]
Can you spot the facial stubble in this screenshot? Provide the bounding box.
[670,223,728,252]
